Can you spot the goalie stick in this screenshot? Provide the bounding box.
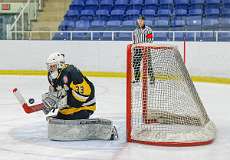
[12,88,44,114]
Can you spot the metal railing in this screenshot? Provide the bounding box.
[6,0,40,40]
[7,30,230,42]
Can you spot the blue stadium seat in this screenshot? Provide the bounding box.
[202,18,219,30]
[142,9,156,20]
[186,16,202,30]
[175,5,188,10]
[154,32,172,41]
[222,8,230,17]
[106,20,122,30]
[121,20,136,30]
[65,10,80,20]
[115,32,132,40]
[129,0,143,9]
[52,32,71,40]
[99,6,113,11]
[159,0,174,6]
[174,9,187,16]
[75,20,90,30]
[205,0,221,5]
[84,6,98,11]
[189,8,203,16]
[190,3,203,8]
[144,0,158,9]
[205,7,220,16]
[80,10,95,20]
[190,0,205,5]
[142,9,156,16]
[174,0,189,7]
[218,32,230,41]
[70,0,84,10]
[190,4,203,9]
[85,0,98,10]
[90,20,106,30]
[200,32,216,41]
[223,0,230,5]
[130,0,143,6]
[110,9,125,20]
[100,0,113,10]
[114,0,129,9]
[172,18,186,30]
[85,0,98,5]
[145,20,154,27]
[127,6,142,10]
[100,0,113,6]
[154,18,171,30]
[66,10,80,17]
[95,9,110,20]
[157,9,172,16]
[220,17,230,29]
[173,20,186,28]
[72,32,91,40]
[145,0,158,6]
[125,9,141,20]
[59,20,75,31]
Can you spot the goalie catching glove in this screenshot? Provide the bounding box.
[42,88,67,114]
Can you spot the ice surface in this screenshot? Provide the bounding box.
[0,76,229,160]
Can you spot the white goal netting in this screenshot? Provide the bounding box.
[126,44,216,146]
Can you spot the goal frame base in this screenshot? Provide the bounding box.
[128,139,214,147]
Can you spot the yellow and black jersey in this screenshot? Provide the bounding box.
[48,64,96,115]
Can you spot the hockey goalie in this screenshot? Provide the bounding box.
[44,52,96,120]
[14,52,118,141]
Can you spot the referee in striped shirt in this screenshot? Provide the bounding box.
[132,15,155,84]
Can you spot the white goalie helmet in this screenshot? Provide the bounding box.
[46,52,65,79]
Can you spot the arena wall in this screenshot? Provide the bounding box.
[0,40,229,83]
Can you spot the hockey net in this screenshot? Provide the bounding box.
[126,43,216,146]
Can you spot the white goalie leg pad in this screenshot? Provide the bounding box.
[48,118,116,141]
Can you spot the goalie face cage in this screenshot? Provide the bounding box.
[126,44,216,147]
